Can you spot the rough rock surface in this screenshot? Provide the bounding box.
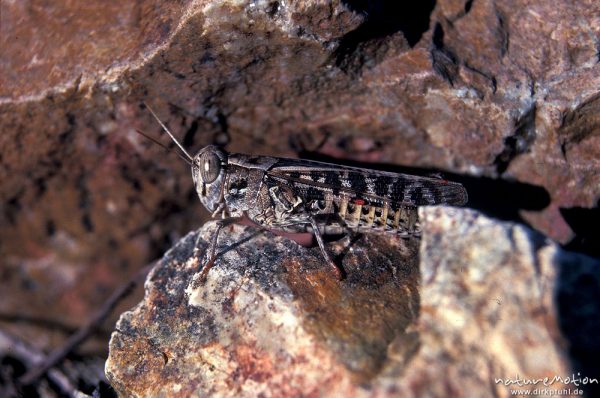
[1,0,598,362]
[106,207,598,397]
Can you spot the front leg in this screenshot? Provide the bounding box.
[198,216,243,282]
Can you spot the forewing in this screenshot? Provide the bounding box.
[266,158,467,207]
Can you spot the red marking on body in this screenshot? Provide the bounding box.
[353,198,365,205]
[238,214,315,247]
[441,179,449,184]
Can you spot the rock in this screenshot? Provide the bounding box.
[105,219,421,397]
[1,0,598,362]
[106,207,598,397]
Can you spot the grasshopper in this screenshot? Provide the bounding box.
[143,105,468,280]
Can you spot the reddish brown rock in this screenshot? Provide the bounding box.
[106,220,421,397]
[106,207,596,397]
[0,0,597,373]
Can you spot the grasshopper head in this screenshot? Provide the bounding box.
[192,145,228,213]
[141,104,229,215]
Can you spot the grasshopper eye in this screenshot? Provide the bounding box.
[200,152,221,183]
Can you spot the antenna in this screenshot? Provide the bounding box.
[134,129,192,166]
[143,102,194,162]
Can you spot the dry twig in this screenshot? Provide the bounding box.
[18,262,154,386]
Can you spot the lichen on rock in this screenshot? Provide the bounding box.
[106,219,421,396]
[106,207,596,397]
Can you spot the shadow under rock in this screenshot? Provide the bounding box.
[555,249,600,397]
[336,0,436,68]
[561,202,600,259]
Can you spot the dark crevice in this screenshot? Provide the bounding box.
[76,172,94,233]
[558,93,600,157]
[4,190,24,225]
[335,1,436,68]
[183,118,199,148]
[267,1,280,18]
[2,356,39,397]
[34,177,47,195]
[448,0,474,21]
[345,1,436,46]
[561,202,600,259]
[463,62,497,93]
[45,219,56,236]
[559,140,568,159]
[432,22,444,49]
[1,355,27,378]
[495,9,509,57]
[159,55,186,80]
[56,112,77,146]
[119,164,142,192]
[74,365,114,396]
[493,105,536,175]
[430,22,459,85]
[206,110,230,146]
[464,0,473,14]
[556,248,600,397]
[81,214,94,232]
[216,112,228,133]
